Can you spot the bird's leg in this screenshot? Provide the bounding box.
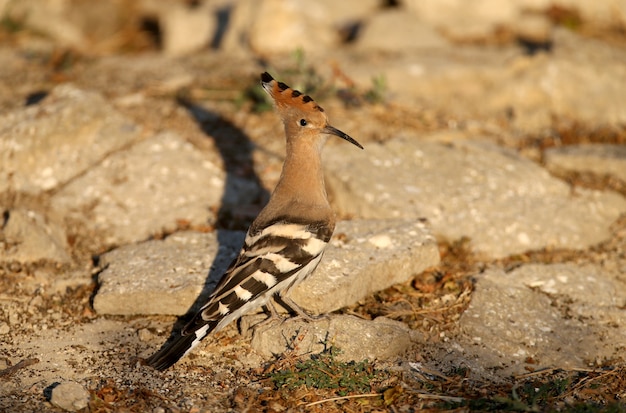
[251,300,286,331]
[274,294,328,322]
[264,299,284,321]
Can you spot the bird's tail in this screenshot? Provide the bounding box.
[145,319,218,371]
[145,333,198,371]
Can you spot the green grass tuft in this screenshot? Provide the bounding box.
[268,346,385,397]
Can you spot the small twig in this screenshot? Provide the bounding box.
[566,367,600,373]
[409,363,454,383]
[0,358,39,379]
[136,387,172,403]
[412,391,465,403]
[564,367,619,397]
[314,365,338,379]
[304,393,380,407]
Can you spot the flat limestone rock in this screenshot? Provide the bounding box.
[326,136,626,258]
[51,132,258,246]
[0,84,141,194]
[458,263,626,375]
[93,230,244,316]
[290,218,440,313]
[93,219,439,316]
[248,315,413,362]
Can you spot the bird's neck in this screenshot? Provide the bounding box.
[272,139,329,209]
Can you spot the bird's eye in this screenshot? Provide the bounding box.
[299,119,307,127]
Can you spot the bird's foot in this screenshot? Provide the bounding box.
[276,295,327,323]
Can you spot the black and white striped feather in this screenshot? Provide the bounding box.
[146,216,333,371]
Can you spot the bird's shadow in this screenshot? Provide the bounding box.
[152,93,270,345]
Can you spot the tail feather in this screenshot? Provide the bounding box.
[146,320,217,371]
[146,333,198,371]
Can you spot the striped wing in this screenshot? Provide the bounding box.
[183,217,333,336]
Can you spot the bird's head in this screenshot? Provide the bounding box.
[260,72,363,150]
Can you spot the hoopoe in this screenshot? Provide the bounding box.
[146,72,363,371]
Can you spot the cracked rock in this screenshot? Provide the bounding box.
[0,84,141,195]
[326,137,626,258]
[51,132,259,246]
[247,315,413,362]
[93,219,439,316]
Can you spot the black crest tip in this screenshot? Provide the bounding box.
[260,72,274,83]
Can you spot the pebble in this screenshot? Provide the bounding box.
[49,381,89,412]
[8,312,19,325]
[138,328,154,342]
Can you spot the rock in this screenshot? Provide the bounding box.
[0,322,9,335]
[49,273,92,295]
[218,0,381,53]
[558,0,626,27]
[290,219,440,313]
[51,132,258,246]
[141,0,218,56]
[93,219,439,316]
[4,0,147,53]
[0,208,71,264]
[93,230,244,316]
[459,263,626,374]
[357,10,448,52]
[341,29,626,132]
[4,0,85,49]
[248,315,412,362]
[315,0,380,24]
[503,28,626,131]
[161,5,214,56]
[8,311,19,326]
[514,263,626,308]
[138,328,154,343]
[544,144,626,182]
[404,0,626,41]
[222,0,380,54]
[74,53,196,99]
[325,136,626,258]
[404,0,518,40]
[48,381,89,412]
[0,84,141,195]
[217,0,257,54]
[224,0,338,55]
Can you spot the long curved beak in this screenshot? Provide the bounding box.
[323,125,364,149]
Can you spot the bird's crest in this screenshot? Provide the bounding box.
[261,72,324,113]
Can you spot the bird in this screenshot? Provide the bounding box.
[145,72,363,371]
